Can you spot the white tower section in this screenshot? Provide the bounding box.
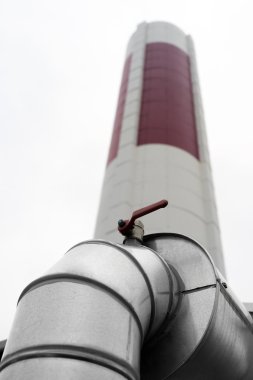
[94,22,225,275]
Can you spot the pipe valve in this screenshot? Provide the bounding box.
[117,199,168,238]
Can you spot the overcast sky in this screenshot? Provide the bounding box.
[0,0,253,340]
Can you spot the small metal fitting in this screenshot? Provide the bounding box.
[124,220,144,243]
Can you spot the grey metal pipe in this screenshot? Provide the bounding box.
[0,240,174,380]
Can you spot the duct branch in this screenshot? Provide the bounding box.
[0,240,175,380]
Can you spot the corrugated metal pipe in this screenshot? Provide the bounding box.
[0,240,176,380]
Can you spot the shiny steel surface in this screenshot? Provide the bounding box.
[126,246,174,338]
[166,284,253,379]
[45,241,152,335]
[141,234,253,379]
[2,235,253,379]
[0,341,5,361]
[3,283,140,370]
[144,233,218,289]
[0,240,172,380]
[142,287,217,379]
[0,358,128,380]
[244,302,253,318]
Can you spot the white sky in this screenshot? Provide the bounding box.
[0,0,253,340]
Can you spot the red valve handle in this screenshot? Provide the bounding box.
[118,199,168,235]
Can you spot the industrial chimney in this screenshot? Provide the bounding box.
[94,22,226,275]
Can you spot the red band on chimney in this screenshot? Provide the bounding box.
[138,43,199,159]
[107,55,132,165]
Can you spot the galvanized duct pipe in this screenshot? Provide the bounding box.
[0,240,175,380]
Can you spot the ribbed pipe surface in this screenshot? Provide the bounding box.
[0,240,173,380]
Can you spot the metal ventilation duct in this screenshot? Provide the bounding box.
[0,240,175,379]
[1,235,253,379]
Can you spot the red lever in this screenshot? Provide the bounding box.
[118,199,168,235]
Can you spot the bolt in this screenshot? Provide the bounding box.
[118,219,126,228]
[222,282,227,288]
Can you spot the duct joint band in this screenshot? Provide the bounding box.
[0,344,138,380]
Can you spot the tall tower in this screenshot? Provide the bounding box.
[94,21,225,275]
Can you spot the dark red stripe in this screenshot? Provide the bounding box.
[138,43,199,159]
[107,56,132,165]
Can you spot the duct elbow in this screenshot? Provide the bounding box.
[0,240,175,380]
